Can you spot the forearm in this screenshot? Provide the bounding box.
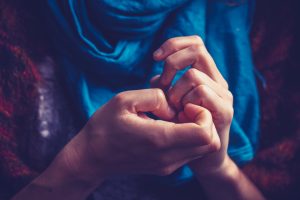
[194,155,265,200]
[12,133,104,200]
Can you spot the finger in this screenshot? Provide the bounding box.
[159,45,198,88]
[115,89,175,120]
[154,105,220,173]
[177,111,189,123]
[157,119,220,171]
[191,44,227,88]
[171,139,217,163]
[168,68,229,109]
[171,135,219,166]
[182,85,233,130]
[131,116,213,150]
[152,144,212,175]
[150,75,161,88]
[153,35,203,61]
[182,104,221,154]
[159,64,177,89]
[157,38,203,88]
[150,75,169,91]
[159,44,228,89]
[156,104,215,149]
[183,103,213,127]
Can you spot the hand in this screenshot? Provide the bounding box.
[64,88,220,187]
[152,35,233,175]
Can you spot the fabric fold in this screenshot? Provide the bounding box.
[46,0,260,185]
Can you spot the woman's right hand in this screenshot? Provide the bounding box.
[65,88,220,187]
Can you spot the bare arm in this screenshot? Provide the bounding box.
[194,155,265,200]
[12,132,103,200]
[153,36,265,200]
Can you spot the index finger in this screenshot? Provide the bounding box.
[154,36,228,90]
[153,35,202,61]
[114,89,175,120]
[134,118,213,149]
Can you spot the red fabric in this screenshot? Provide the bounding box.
[0,2,40,198]
[0,0,299,199]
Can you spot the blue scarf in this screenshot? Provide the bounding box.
[46,0,260,185]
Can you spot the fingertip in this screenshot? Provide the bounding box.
[167,105,177,119]
[163,99,177,120]
[183,103,210,123]
[150,75,161,88]
[153,105,176,121]
[183,103,198,114]
[153,48,164,60]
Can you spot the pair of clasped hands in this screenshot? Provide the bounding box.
[68,36,234,185]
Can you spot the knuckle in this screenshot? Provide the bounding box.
[165,57,176,68]
[191,35,204,46]
[113,92,128,106]
[190,44,203,55]
[185,68,199,81]
[195,85,209,96]
[194,46,204,59]
[164,38,179,51]
[224,106,234,122]
[209,138,221,152]
[191,44,206,62]
[223,81,229,90]
[226,91,234,103]
[218,106,234,126]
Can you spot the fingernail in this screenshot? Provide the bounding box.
[168,105,176,118]
[154,48,163,57]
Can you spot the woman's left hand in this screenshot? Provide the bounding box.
[152,35,234,175]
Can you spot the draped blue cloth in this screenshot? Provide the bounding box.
[46,0,260,185]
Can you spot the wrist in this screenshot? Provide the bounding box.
[24,149,100,200]
[12,131,105,200]
[60,130,106,187]
[40,155,98,197]
[193,155,238,181]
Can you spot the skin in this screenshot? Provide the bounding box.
[12,36,265,200]
[153,35,265,200]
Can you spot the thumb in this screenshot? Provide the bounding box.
[119,89,176,120]
[183,103,221,150]
[183,103,212,126]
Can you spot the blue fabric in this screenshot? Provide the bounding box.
[46,0,260,185]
